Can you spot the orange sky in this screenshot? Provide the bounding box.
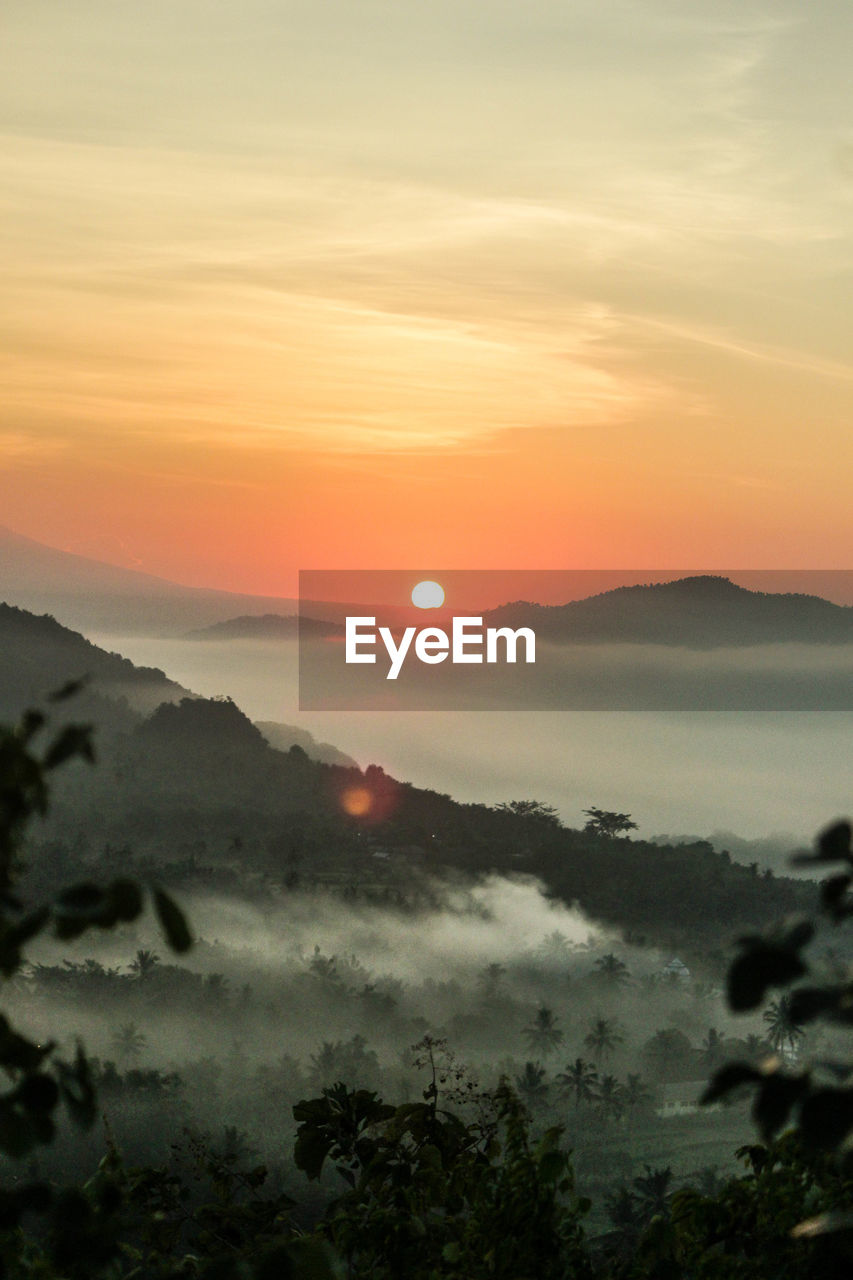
[2,3,852,595]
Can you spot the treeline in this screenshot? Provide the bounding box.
[19,690,813,958]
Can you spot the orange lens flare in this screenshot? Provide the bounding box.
[340,786,373,817]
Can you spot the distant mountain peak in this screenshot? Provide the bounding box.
[648,575,744,592]
[483,574,851,648]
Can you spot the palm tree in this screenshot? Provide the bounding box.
[128,948,160,979]
[697,1027,727,1070]
[556,1057,599,1109]
[515,1062,549,1108]
[633,1164,674,1221]
[203,972,230,1002]
[537,931,574,961]
[477,962,507,997]
[763,996,805,1058]
[522,1006,564,1058]
[111,1021,147,1064]
[603,1185,641,1251]
[593,953,631,988]
[622,1073,652,1121]
[309,1041,343,1082]
[584,1017,624,1066]
[743,1032,773,1061]
[596,1074,625,1122]
[217,1126,257,1164]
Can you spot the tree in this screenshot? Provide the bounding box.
[514,1061,549,1109]
[582,807,638,838]
[603,1185,642,1255]
[593,952,631,987]
[494,799,560,824]
[522,1006,565,1057]
[584,1017,624,1066]
[596,1074,625,1123]
[697,1026,728,1070]
[128,947,160,978]
[111,1021,147,1064]
[292,1078,591,1279]
[641,1027,696,1082]
[476,962,507,998]
[0,696,195,1276]
[622,1073,652,1121]
[556,1058,599,1109]
[762,995,805,1058]
[536,930,575,962]
[633,1164,674,1220]
[702,817,853,1252]
[742,1032,774,1060]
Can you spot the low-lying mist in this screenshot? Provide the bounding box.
[11,868,830,1221]
[90,632,853,851]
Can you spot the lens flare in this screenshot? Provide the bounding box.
[340,786,373,817]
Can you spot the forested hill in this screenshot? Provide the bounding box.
[1,601,815,959]
[184,614,342,640]
[483,575,853,646]
[43,691,814,957]
[0,602,186,718]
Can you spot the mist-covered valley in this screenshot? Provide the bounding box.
[91,628,853,851]
[5,870,801,1232]
[1,592,851,1272]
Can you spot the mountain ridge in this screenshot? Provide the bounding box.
[0,524,296,636]
[482,574,853,646]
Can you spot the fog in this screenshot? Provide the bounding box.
[11,872,774,1212]
[30,874,606,990]
[92,632,853,847]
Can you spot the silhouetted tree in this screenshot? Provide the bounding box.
[593,953,631,987]
[596,1074,625,1122]
[762,995,805,1057]
[633,1164,674,1221]
[582,807,638,838]
[515,1061,549,1108]
[584,1016,624,1065]
[556,1058,599,1109]
[111,1021,147,1064]
[129,947,160,978]
[522,1007,565,1058]
[697,1027,727,1070]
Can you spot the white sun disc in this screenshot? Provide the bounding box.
[411,580,445,608]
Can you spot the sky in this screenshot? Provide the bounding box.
[2,1,852,594]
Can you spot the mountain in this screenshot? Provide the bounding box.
[0,600,357,766]
[255,720,359,768]
[482,575,853,647]
[0,524,296,636]
[0,602,189,721]
[0,601,815,952]
[185,614,344,641]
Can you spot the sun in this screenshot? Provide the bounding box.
[411,579,445,608]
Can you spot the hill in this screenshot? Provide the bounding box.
[0,523,296,636]
[483,575,853,647]
[0,604,814,959]
[0,602,188,722]
[185,614,343,640]
[256,720,359,767]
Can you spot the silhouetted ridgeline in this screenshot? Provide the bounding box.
[0,523,296,634]
[184,614,343,640]
[484,575,853,647]
[0,602,815,956]
[0,602,186,717]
